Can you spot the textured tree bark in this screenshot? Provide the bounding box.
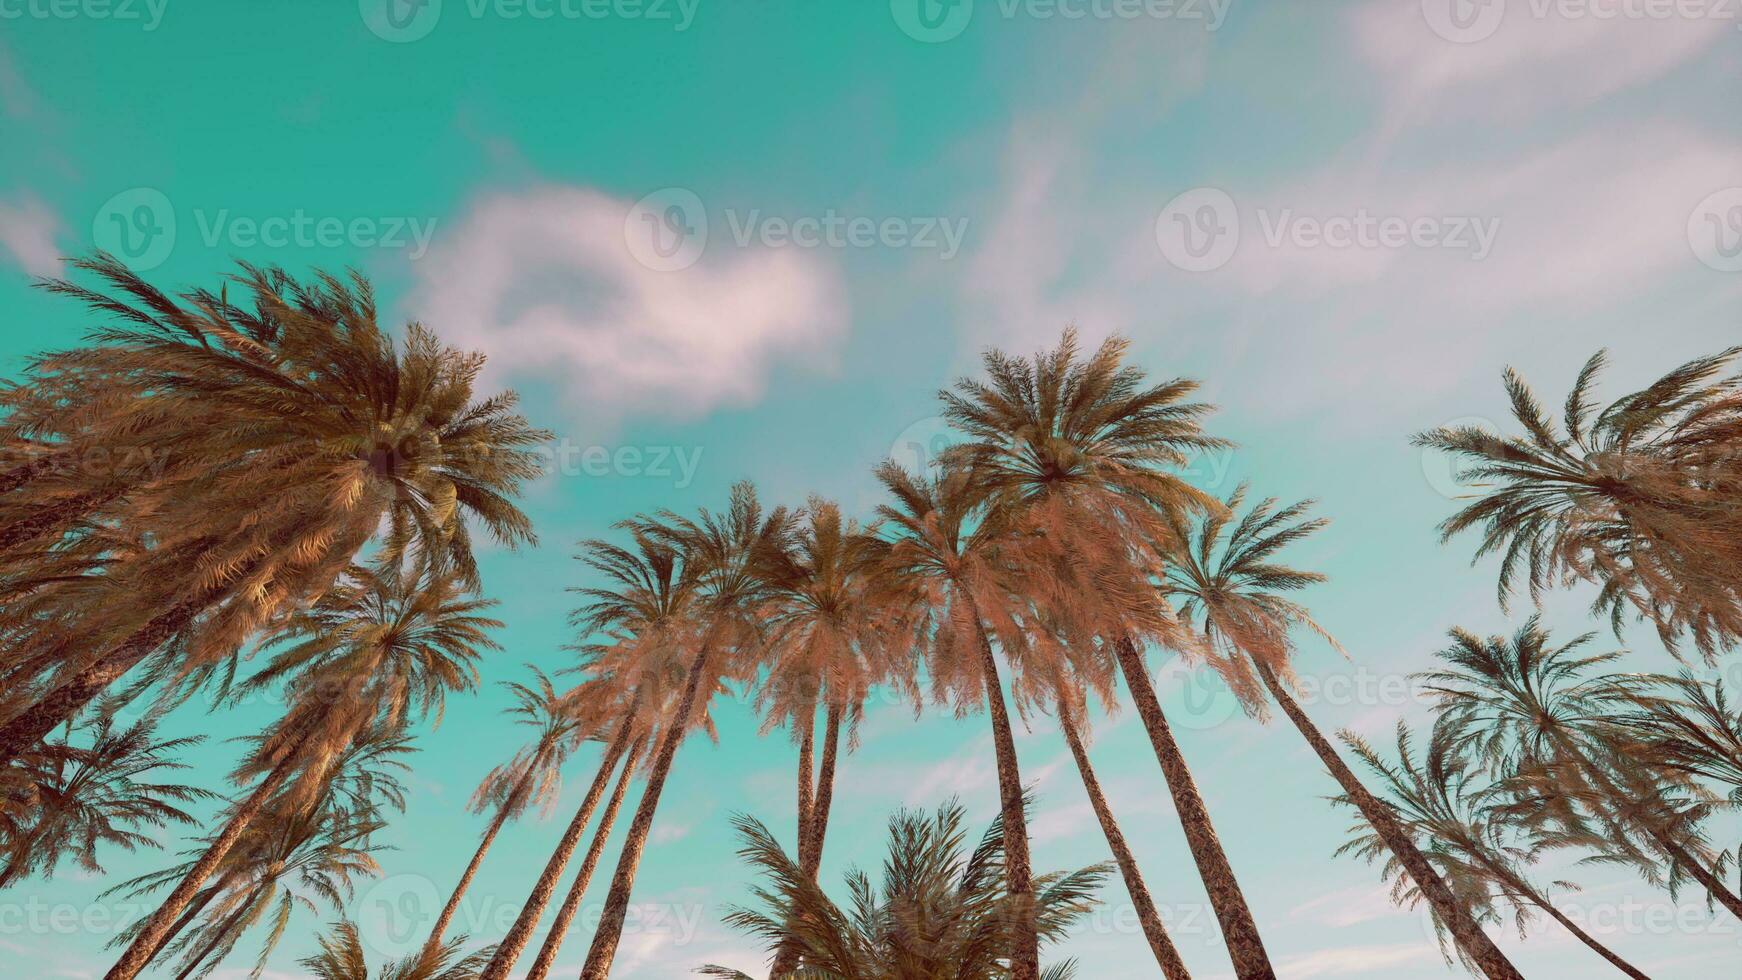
[769,702,846,979]
[0,592,211,767]
[170,894,256,980]
[795,708,816,864]
[1058,698,1193,980]
[1251,659,1524,980]
[105,754,297,980]
[134,876,225,971]
[477,720,636,980]
[523,736,644,980]
[969,611,1039,980]
[1112,637,1275,980]
[422,801,513,957]
[579,643,715,980]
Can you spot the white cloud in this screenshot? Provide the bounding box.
[0,193,62,277]
[409,185,848,429]
[1274,941,1440,978]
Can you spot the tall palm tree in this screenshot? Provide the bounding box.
[758,498,917,979]
[0,714,212,887]
[420,667,582,956]
[302,921,493,980]
[1415,348,1742,661]
[0,256,545,764]
[935,329,1274,978]
[1339,723,1651,979]
[577,483,796,980]
[1625,672,1742,803]
[701,800,1109,980]
[1420,620,1742,919]
[871,460,1047,980]
[107,569,501,980]
[1160,486,1524,979]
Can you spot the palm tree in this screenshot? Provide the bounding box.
[302,921,493,980]
[420,667,582,955]
[0,256,546,764]
[872,460,1047,980]
[1625,672,1742,803]
[935,329,1273,978]
[576,483,796,980]
[701,799,1109,980]
[1420,620,1742,919]
[1159,486,1524,979]
[758,497,917,978]
[1340,723,1651,979]
[1415,348,1742,661]
[106,569,501,980]
[0,714,212,887]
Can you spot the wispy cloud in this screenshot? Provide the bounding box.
[0,193,62,277]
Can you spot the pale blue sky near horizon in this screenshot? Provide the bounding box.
[2,1,1741,977]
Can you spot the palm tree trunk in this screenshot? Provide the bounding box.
[1251,659,1523,980]
[968,607,1039,980]
[769,701,846,978]
[478,719,638,980]
[0,588,217,766]
[1650,830,1742,920]
[135,878,225,971]
[579,643,714,980]
[1112,636,1275,980]
[1058,696,1193,980]
[106,754,298,980]
[1503,882,1649,978]
[795,707,816,864]
[523,736,645,980]
[170,896,254,980]
[422,801,513,957]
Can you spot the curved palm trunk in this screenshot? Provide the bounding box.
[478,720,637,980]
[579,643,715,980]
[1525,890,1651,979]
[1113,637,1274,980]
[1251,659,1523,980]
[422,801,514,957]
[0,591,212,767]
[769,701,846,978]
[523,736,645,980]
[136,878,225,971]
[106,753,297,980]
[170,893,257,980]
[968,611,1039,980]
[795,708,817,864]
[1058,698,1192,980]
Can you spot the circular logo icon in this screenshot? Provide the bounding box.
[1420,0,1506,44]
[1155,188,1240,272]
[1420,415,1499,500]
[356,873,441,957]
[1689,188,1742,273]
[888,415,968,475]
[92,188,175,272]
[624,187,708,272]
[890,0,974,43]
[360,0,442,43]
[1154,656,1242,731]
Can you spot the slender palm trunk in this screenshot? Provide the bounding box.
[0,592,212,767]
[795,707,816,864]
[1058,697,1192,980]
[769,701,846,978]
[136,878,225,971]
[478,719,638,980]
[422,802,513,957]
[106,754,298,980]
[1112,637,1274,980]
[966,605,1039,980]
[171,897,254,980]
[1251,659,1523,980]
[1530,897,1650,979]
[523,736,645,980]
[579,643,714,980]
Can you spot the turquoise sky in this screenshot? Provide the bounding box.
[3,2,1741,977]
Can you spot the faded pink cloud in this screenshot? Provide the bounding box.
[0,194,62,277]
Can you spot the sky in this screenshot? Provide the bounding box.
[2,1,1741,977]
